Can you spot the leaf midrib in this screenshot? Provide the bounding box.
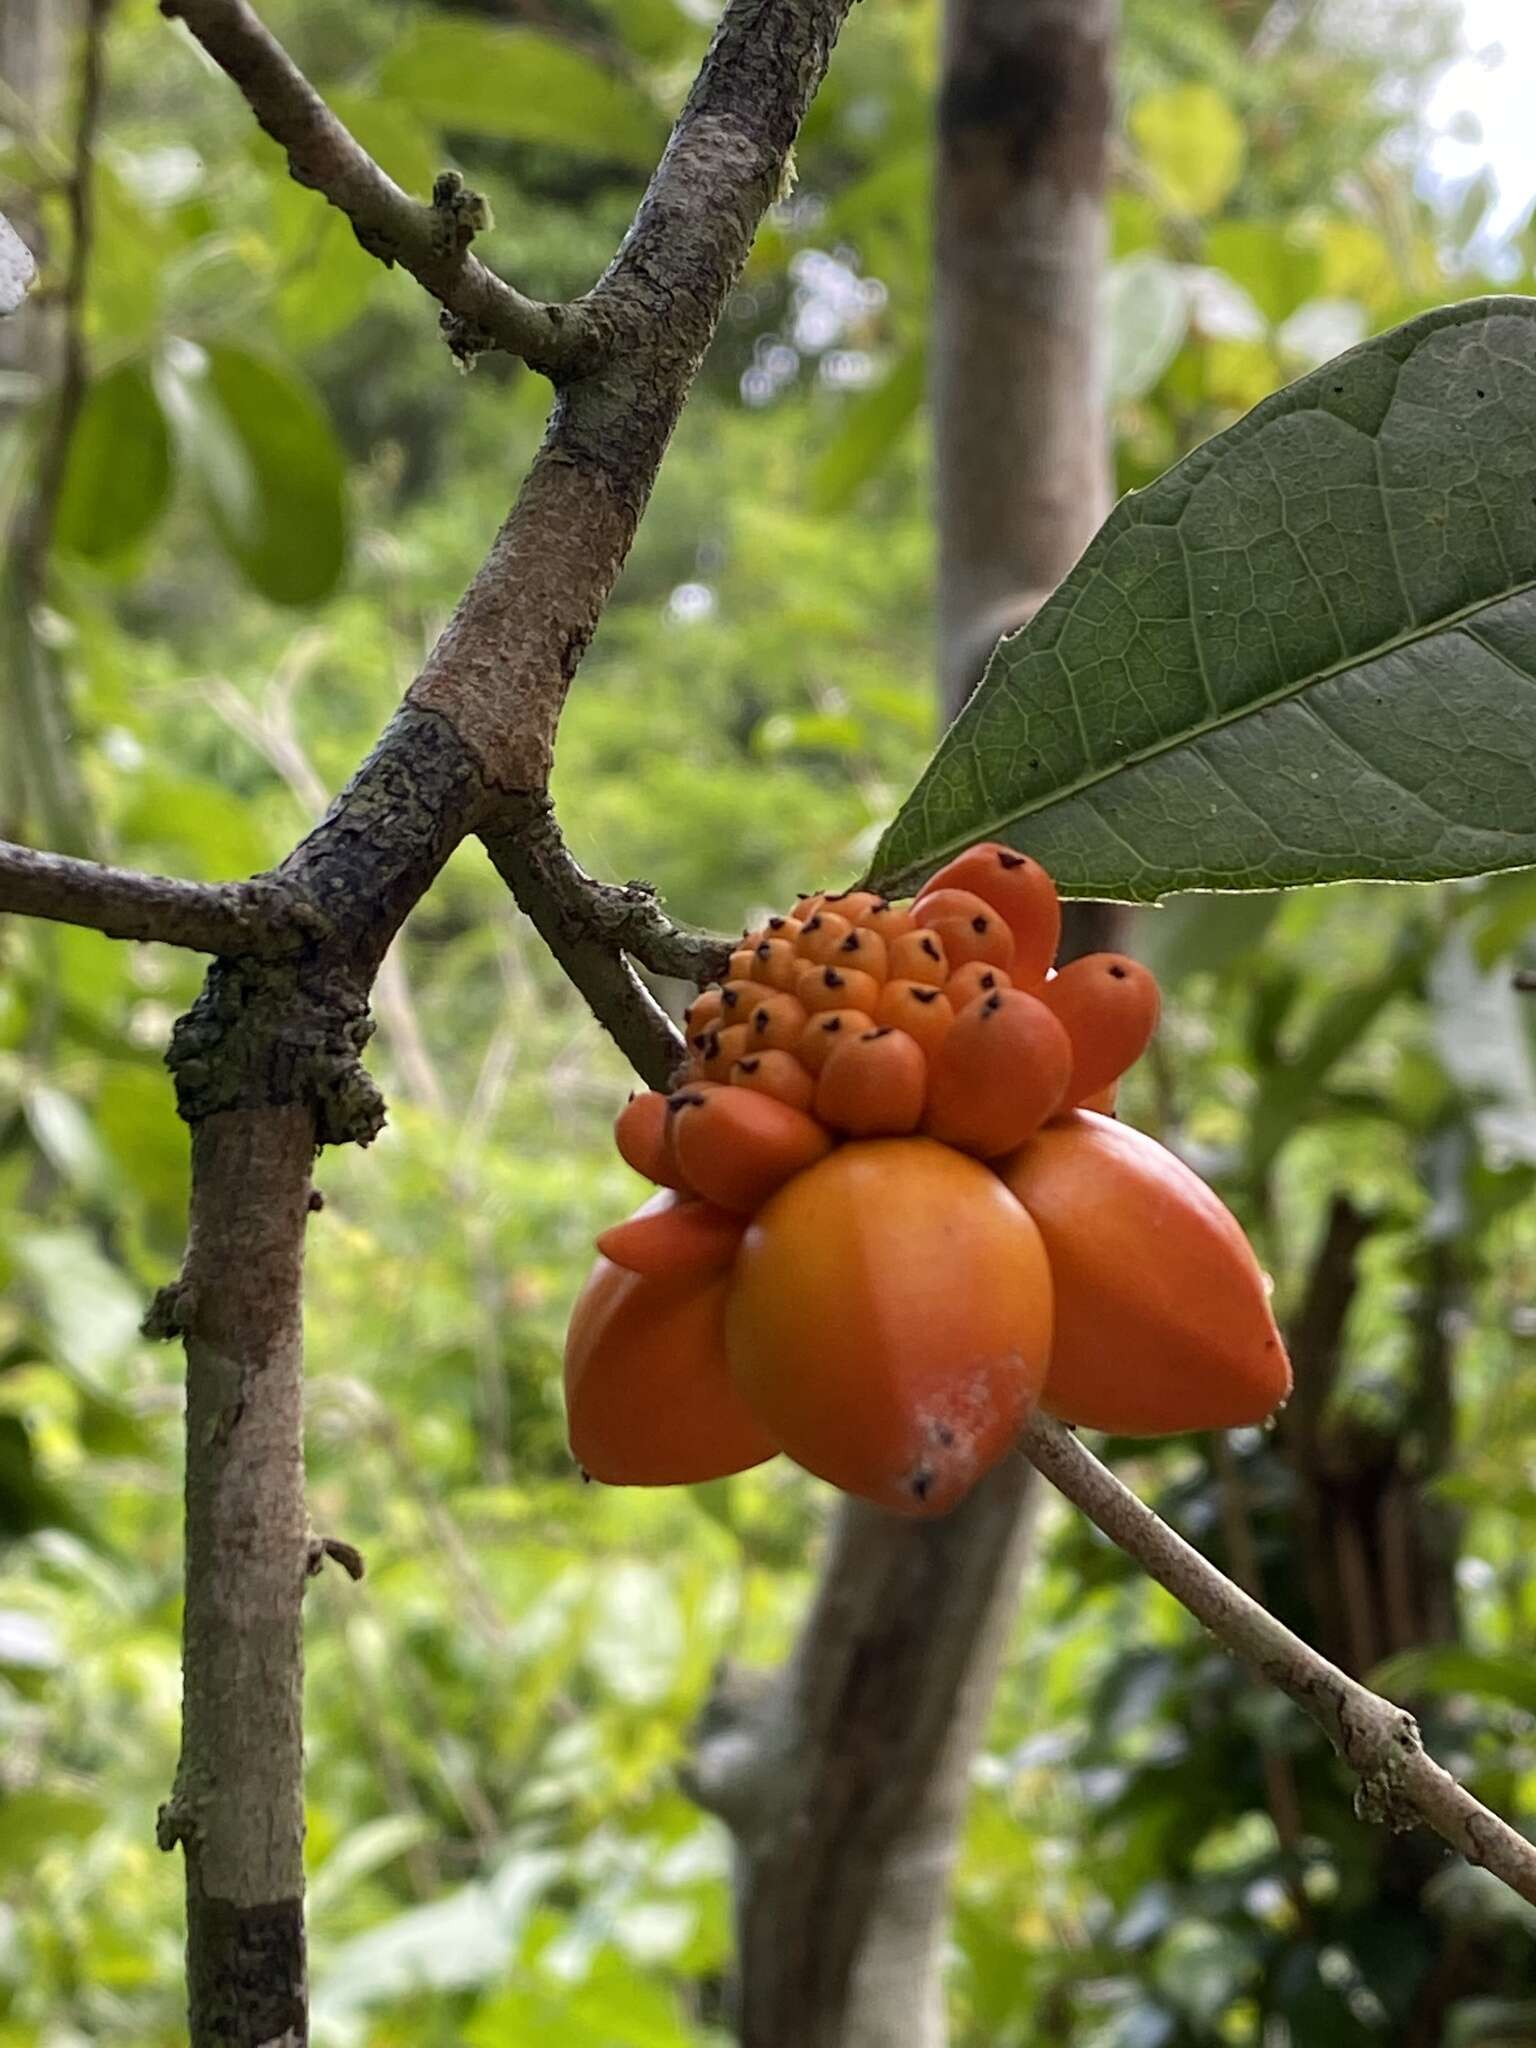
[876,571,1536,889]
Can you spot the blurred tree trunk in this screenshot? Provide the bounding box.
[1,0,94,855]
[694,7,1119,2044]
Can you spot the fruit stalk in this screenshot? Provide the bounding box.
[1018,1413,1536,1908]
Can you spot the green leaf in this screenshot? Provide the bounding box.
[308,1813,435,1915]
[0,1789,104,1865]
[468,1952,701,2048]
[809,343,926,512]
[1137,891,1281,985]
[1131,83,1246,216]
[1246,929,1423,1176]
[12,1227,143,1383]
[159,342,347,605]
[1106,255,1188,401]
[1372,1646,1536,1716]
[1429,929,1536,1165]
[53,363,172,563]
[871,299,1536,901]
[1205,220,1322,327]
[378,20,665,169]
[0,1416,88,1541]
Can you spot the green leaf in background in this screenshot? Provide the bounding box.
[0,1789,104,1866]
[157,342,348,605]
[1205,220,1322,328]
[871,299,1536,901]
[1130,82,1246,216]
[1372,1646,1536,1717]
[12,1228,144,1383]
[587,0,702,63]
[378,19,665,169]
[1429,928,1536,1166]
[809,342,926,511]
[1106,255,1189,401]
[53,362,172,564]
[0,1416,87,1541]
[1136,890,1282,985]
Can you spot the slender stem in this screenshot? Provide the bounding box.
[0,838,319,953]
[1019,1414,1536,1908]
[159,0,593,374]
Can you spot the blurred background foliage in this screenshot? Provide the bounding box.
[3,0,1536,2041]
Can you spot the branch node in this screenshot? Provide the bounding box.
[143,1280,198,1342]
[440,307,493,371]
[155,1792,197,1853]
[1351,1705,1424,1831]
[167,957,387,1147]
[306,1534,366,1582]
[431,169,493,254]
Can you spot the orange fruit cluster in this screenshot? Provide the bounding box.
[565,844,1292,1518]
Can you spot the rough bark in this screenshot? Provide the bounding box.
[705,8,1118,2045]
[130,2,860,2040]
[155,1110,316,2044]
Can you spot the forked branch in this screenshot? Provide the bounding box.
[1019,1414,1536,1907]
[485,798,730,1088]
[159,0,595,374]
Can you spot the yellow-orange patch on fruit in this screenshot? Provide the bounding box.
[565,1259,777,1484]
[796,911,855,964]
[726,1140,1052,1516]
[998,1111,1291,1434]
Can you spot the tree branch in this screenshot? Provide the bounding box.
[484,794,731,1087]
[0,838,321,955]
[159,0,595,376]
[1019,1414,1536,1908]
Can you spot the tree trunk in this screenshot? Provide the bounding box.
[156,1111,316,2043]
[702,7,1118,2044]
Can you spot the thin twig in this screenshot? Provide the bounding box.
[159,0,595,375]
[1019,1414,1536,1907]
[484,795,732,1087]
[5,0,113,856]
[15,0,110,589]
[305,1534,366,1581]
[0,838,321,954]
